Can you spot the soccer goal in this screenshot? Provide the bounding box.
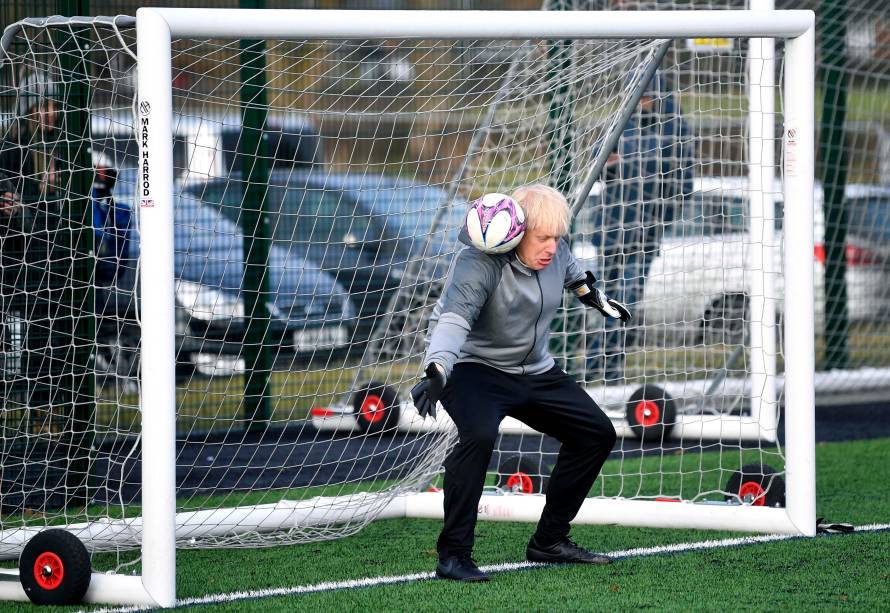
[0,8,814,607]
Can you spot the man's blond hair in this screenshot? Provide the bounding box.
[511,184,570,237]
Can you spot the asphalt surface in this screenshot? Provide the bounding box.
[144,400,890,503]
[806,401,890,443]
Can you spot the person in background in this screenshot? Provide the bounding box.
[0,70,61,204]
[587,72,695,382]
[92,164,131,286]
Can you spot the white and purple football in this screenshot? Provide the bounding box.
[465,193,526,254]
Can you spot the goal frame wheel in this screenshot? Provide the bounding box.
[351,381,400,434]
[724,463,786,507]
[495,454,549,494]
[626,385,677,441]
[19,529,91,606]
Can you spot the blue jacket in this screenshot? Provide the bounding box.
[602,92,695,227]
[92,190,132,285]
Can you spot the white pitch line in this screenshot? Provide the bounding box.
[79,523,890,613]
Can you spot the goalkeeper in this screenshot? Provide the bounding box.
[412,184,630,582]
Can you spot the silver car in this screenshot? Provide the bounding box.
[575,177,890,341]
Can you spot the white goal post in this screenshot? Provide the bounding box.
[139,8,814,607]
[0,8,814,608]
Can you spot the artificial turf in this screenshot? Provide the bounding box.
[4,435,881,612]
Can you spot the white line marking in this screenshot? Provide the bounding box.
[80,523,890,613]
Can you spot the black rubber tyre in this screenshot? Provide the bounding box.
[352,381,400,434]
[175,351,198,382]
[724,463,786,508]
[701,293,749,346]
[495,455,550,494]
[626,385,677,441]
[19,529,91,606]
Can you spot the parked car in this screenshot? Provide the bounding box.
[94,167,355,377]
[185,170,466,346]
[575,177,890,342]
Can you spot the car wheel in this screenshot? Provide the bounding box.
[702,293,749,345]
[352,381,400,434]
[495,455,549,494]
[626,386,677,441]
[175,352,198,381]
[19,529,91,605]
[724,463,785,507]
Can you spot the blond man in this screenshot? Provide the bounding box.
[412,184,630,582]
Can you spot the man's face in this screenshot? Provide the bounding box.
[516,226,560,270]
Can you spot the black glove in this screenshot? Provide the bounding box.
[410,362,446,419]
[567,270,632,322]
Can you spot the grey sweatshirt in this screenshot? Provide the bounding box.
[424,235,586,376]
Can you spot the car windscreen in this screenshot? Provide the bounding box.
[199,177,463,254]
[267,186,363,246]
[195,182,244,225]
[365,185,463,244]
[221,129,322,174]
[199,182,367,247]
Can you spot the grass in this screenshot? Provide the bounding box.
[679,86,890,123]
[2,436,887,611]
[276,531,890,612]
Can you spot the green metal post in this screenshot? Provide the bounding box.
[240,0,272,427]
[818,0,850,369]
[544,2,575,195]
[58,0,94,509]
[544,0,579,370]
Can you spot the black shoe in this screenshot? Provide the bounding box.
[526,536,613,565]
[435,554,491,582]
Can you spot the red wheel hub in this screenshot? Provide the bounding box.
[739,481,766,506]
[33,552,64,590]
[634,400,661,427]
[506,471,534,494]
[360,394,385,423]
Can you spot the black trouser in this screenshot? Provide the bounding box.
[436,362,617,559]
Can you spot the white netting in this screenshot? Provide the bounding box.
[0,12,816,574]
[586,0,890,384]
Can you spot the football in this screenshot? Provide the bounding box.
[465,193,526,254]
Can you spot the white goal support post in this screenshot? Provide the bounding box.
[0,8,814,608]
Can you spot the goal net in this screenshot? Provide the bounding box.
[0,9,815,606]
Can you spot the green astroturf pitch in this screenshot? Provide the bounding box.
[9,437,890,612]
